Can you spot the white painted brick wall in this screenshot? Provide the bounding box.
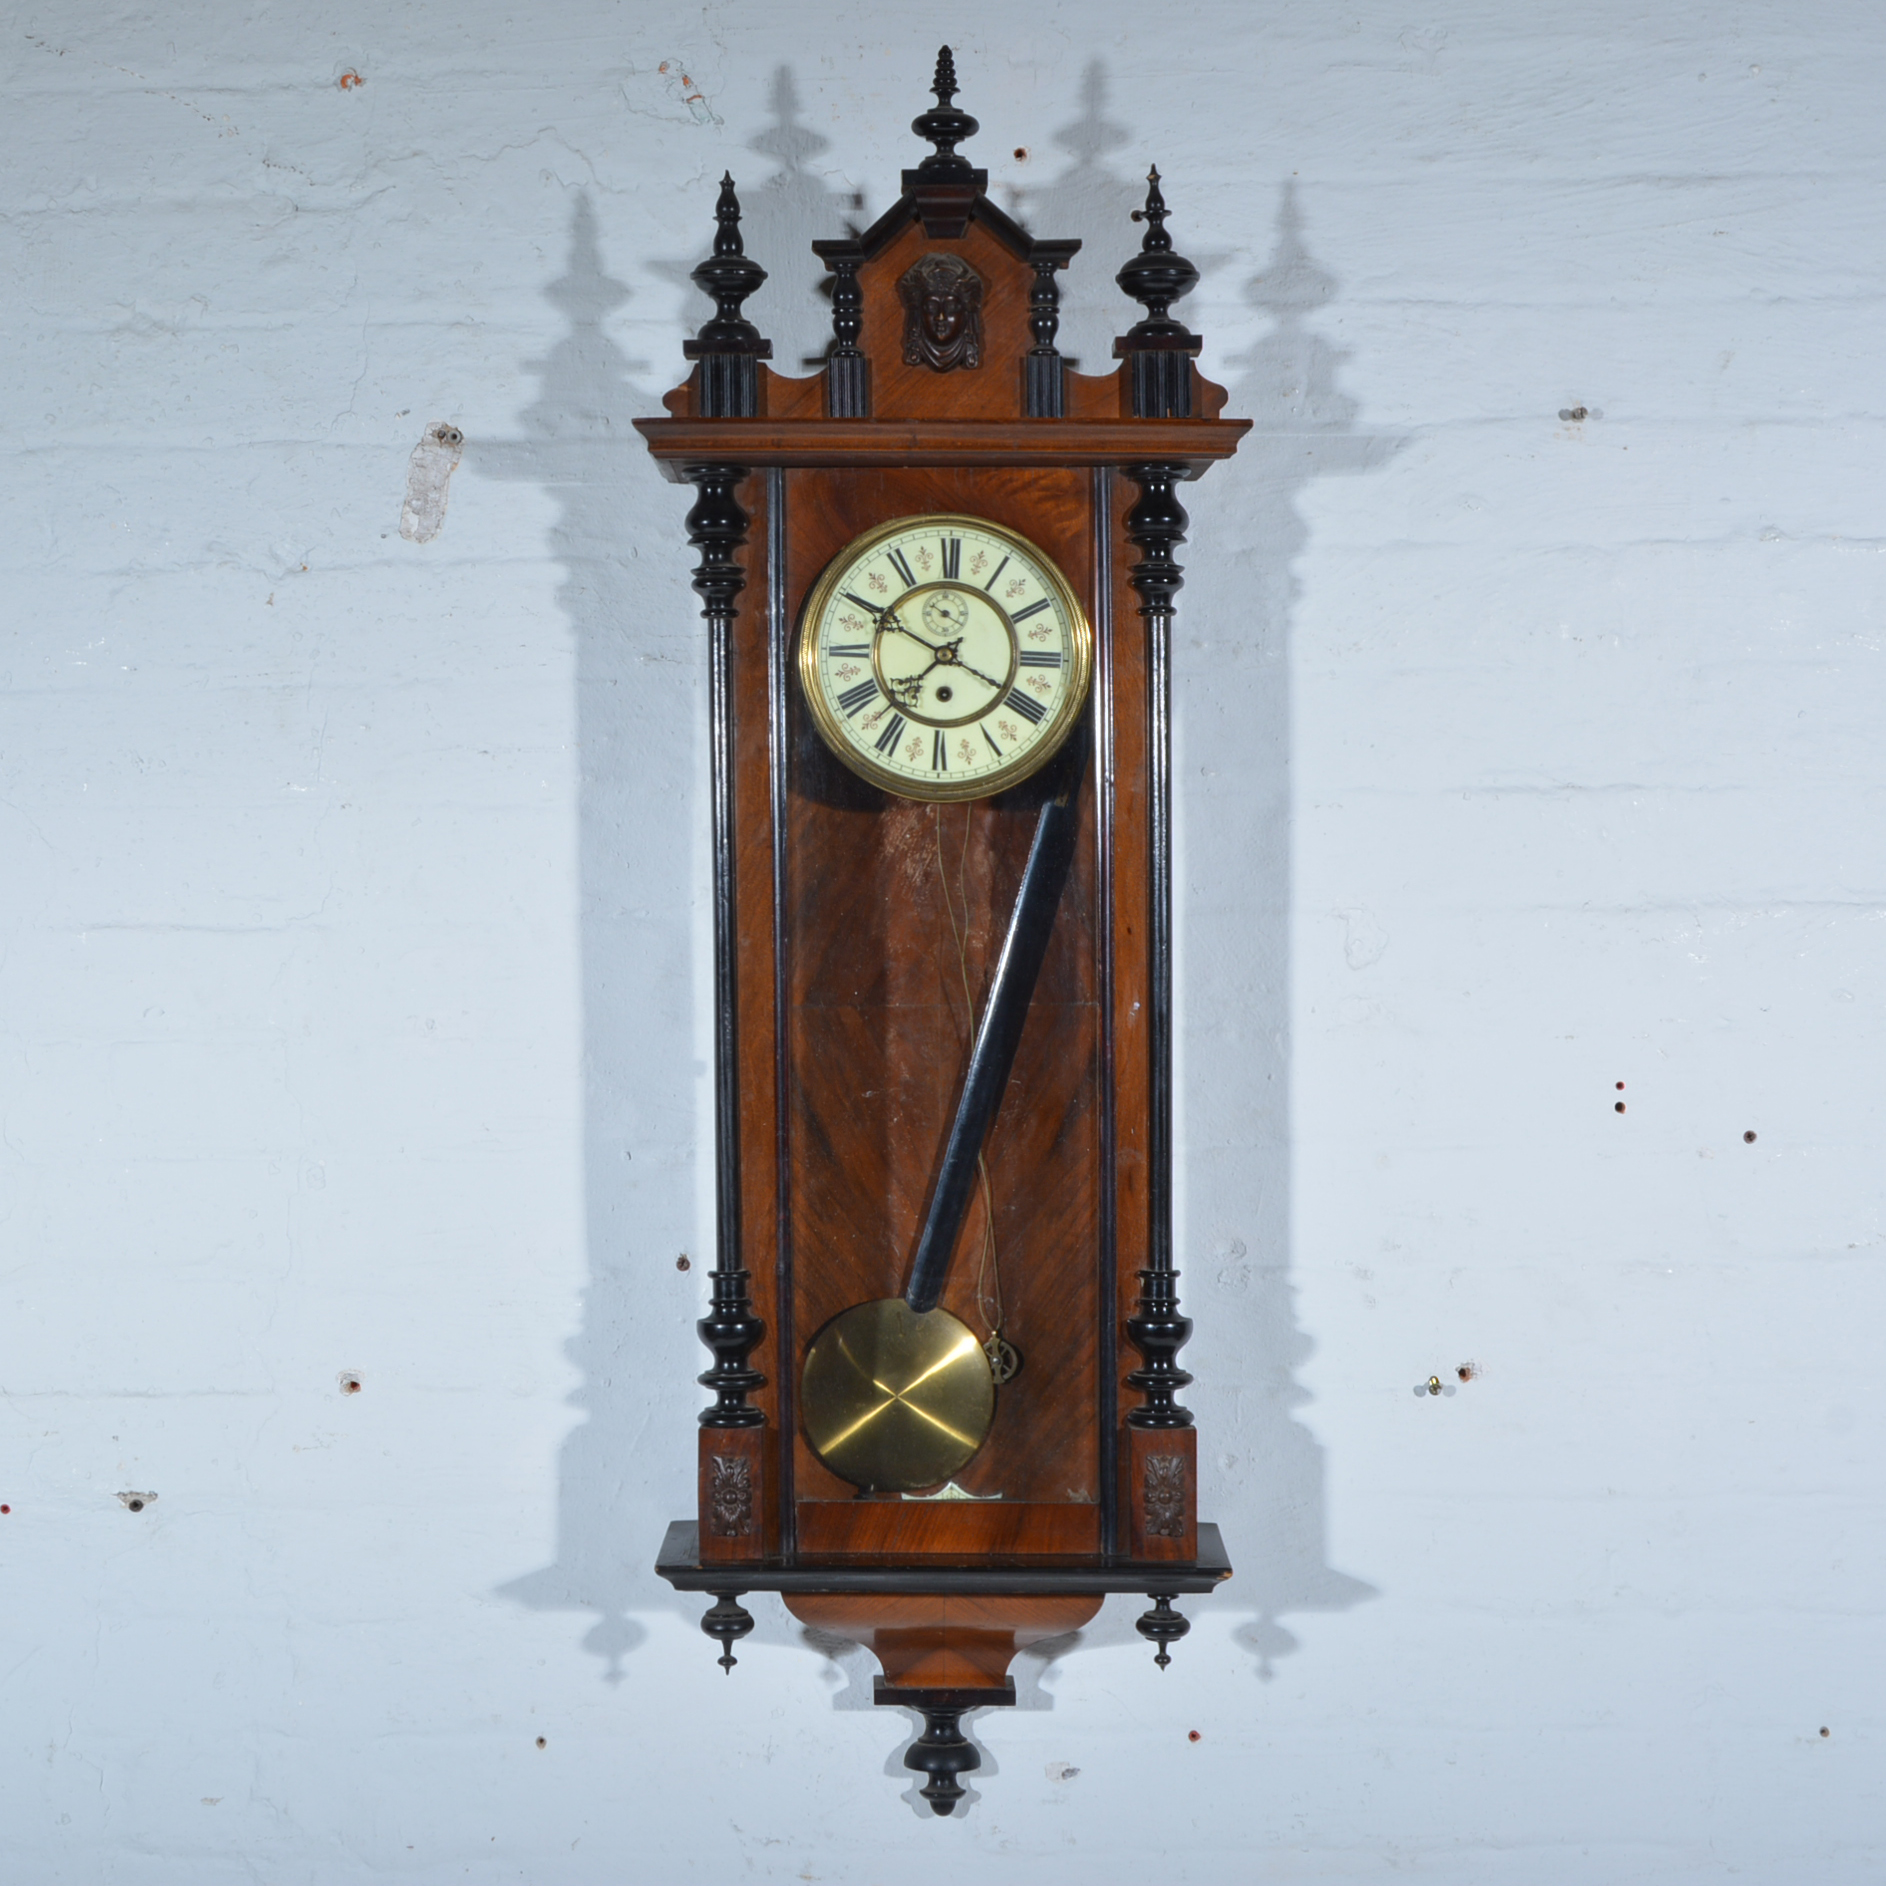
[2,6,1880,1880]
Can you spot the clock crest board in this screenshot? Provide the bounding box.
[641,49,1249,1814]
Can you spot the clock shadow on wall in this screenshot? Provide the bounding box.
[486,63,1391,1695]
[477,191,694,1680]
[1184,174,1404,1673]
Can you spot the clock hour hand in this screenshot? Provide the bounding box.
[904,763,1083,1316]
[889,659,940,705]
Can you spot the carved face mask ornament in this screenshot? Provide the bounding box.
[899,252,983,371]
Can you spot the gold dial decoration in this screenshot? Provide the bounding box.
[798,514,1093,802]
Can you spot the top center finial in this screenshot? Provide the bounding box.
[911,45,978,169]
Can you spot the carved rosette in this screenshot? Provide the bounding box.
[707,1453,756,1537]
[1143,1453,1186,1539]
[899,253,984,371]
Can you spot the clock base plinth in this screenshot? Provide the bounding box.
[781,1594,1093,1818]
[656,1521,1233,1808]
[781,1591,1103,1688]
[872,1678,1015,1816]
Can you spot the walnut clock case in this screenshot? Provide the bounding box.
[642,51,1249,1815]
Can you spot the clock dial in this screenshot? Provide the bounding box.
[798,514,1092,802]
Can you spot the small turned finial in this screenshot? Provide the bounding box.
[711,171,743,255]
[1135,1594,1191,1669]
[911,44,978,171]
[1131,166,1172,248]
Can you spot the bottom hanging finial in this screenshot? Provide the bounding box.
[1135,1593,1190,1670]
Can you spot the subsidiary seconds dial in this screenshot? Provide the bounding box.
[798,514,1093,803]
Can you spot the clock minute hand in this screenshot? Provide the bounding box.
[904,770,1082,1317]
[880,610,943,654]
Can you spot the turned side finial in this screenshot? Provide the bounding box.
[684,173,772,416]
[1117,166,1199,331]
[1114,165,1203,418]
[689,173,769,347]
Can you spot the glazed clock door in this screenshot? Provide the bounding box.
[782,466,1110,1560]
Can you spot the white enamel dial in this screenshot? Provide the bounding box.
[797,514,1093,803]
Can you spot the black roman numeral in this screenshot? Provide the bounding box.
[940,537,961,579]
[842,591,882,618]
[932,730,948,771]
[1005,688,1047,725]
[886,548,916,588]
[981,723,1003,756]
[837,677,882,716]
[1010,597,1051,622]
[827,642,871,658]
[874,712,908,754]
[982,554,1009,592]
[1018,650,1063,668]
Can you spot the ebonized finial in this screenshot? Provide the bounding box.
[1114,166,1203,418]
[700,1592,755,1672]
[683,174,772,417]
[1135,1594,1191,1670]
[911,45,979,175]
[1117,167,1199,331]
[689,174,770,351]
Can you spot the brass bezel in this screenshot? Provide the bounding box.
[796,512,1094,804]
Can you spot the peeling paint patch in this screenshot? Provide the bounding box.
[116,1490,157,1512]
[625,56,721,125]
[400,423,464,544]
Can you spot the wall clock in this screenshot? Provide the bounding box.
[639,49,1249,1814]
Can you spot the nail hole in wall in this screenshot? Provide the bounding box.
[1187,1730,1201,1742]
[1615,1081,1625,1090]
[1744,1130,1757,1143]
[117,1491,157,1512]
[1559,405,1588,421]
[676,1254,691,1272]
[1615,1101,1626,1113]
[338,1372,362,1394]
[1456,1363,1477,1383]
[536,1736,547,1748]
[1013,146,1028,160]
[1820,1726,1830,1738]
